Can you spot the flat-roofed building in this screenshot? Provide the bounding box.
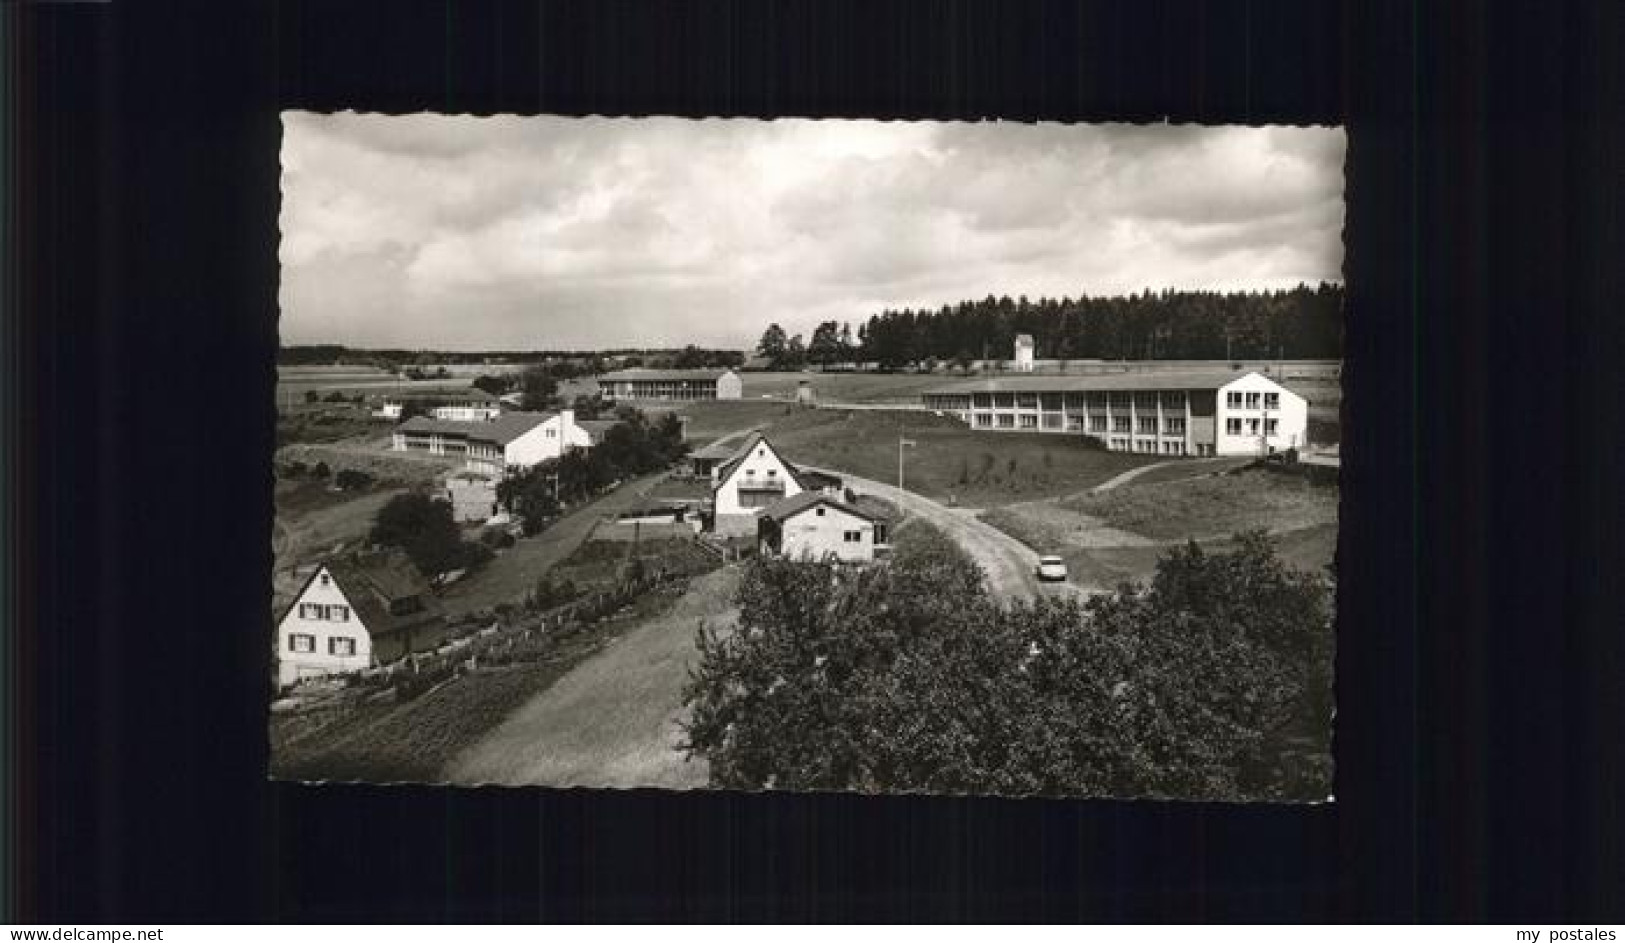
[921,370,1309,457]
[597,368,742,402]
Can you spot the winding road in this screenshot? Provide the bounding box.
[799,465,1082,601]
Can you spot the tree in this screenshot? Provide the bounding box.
[472,375,510,397]
[370,492,479,577]
[517,365,557,412]
[807,321,842,367]
[757,324,789,364]
[784,334,807,369]
[682,525,1331,800]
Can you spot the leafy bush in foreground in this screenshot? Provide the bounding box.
[682,526,1331,801]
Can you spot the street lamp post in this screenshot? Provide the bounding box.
[898,437,917,491]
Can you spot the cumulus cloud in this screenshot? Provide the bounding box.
[279,114,1344,350]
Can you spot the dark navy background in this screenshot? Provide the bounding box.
[7,0,1621,922]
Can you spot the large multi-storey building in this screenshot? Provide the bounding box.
[921,370,1308,457]
[597,368,743,402]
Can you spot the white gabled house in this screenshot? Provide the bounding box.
[710,432,806,534]
[275,550,446,688]
[758,492,888,563]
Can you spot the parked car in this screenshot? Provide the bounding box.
[1035,555,1069,582]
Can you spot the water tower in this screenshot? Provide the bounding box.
[1014,334,1035,372]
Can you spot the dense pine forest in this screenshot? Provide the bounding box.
[759,282,1344,371]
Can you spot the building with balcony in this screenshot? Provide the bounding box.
[597,368,743,402]
[921,370,1309,457]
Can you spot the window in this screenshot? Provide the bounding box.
[1161,391,1186,409]
[997,415,1015,428]
[815,507,825,517]
[1137,417,1158,434]
[1265,418,1279,435]
[1226,391,1243,408]
[1113,416,1132,433]
[1042,414,1063,429]
[318,573,331,588]
[1164,418,1186,435]
[767,469,777,478]
[1089,417,1106,433]
[974,413,993,428]
[329,605,350,622]
[1134,391,1158,408]
[1040,393,1063,411]
[546,429,556,438]
[1019,415,1038,429]
[1264,392,1280,410]
[1245,391,1262,409]
[1016,392,1039,409]
[1226,418,1243,435]
[1065,416,1084,432]
[1109,392,1132,408]
[843,530,863,543]
[993,392,1016,409]
[972,392,993,408]
[328,637,356,657]
[1247,419,1261,435]
[289,634,315,653]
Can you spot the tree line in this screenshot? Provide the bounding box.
[682,522,1333,801]
[755,282,1344,371]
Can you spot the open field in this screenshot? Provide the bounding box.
[726,407,1164,506]
[981,467,1339,590]
[669,399,797,443]
[270,576,703,783]
[1066,467,1339,541]
[737,371,959,404]
[449,565,741,788]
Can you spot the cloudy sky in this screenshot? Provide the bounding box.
[280,114,1344,351]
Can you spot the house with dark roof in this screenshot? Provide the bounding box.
[275,550,446,687]
[758,492,889,563]
[598,367,742,401]
[391,409,600,475]
[921,369,1308,457]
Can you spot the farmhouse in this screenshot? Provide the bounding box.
[275,551,446,688]
[392,409,597,475]
[920,370,1308,457]
[598,368,743,402]
[759,492,888,564]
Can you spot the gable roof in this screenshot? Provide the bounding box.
[691,440,742,461]
[713,433,812,492]
[598,368,736,383]
[383,389,498,403]
[282,550,443,638]
[762,491,882,524]
[398,411,554,446]
[922,369,1272,396]
[577,419,619,443]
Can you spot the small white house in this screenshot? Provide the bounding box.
[759,492,888,563]
[275,551,445,688]
[710,432,805,535]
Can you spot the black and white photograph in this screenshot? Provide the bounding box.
[270,114,1344,801]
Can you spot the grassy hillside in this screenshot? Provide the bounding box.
[755,408,1163,506]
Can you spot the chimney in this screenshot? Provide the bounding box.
[561,408,574,429]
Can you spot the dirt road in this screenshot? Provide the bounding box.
[447,566,741,788]
[801,465,1079,601]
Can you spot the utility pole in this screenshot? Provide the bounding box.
[898,437,917,491]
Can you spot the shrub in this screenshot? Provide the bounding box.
[683,525,1331,800]
[334,469,374,491]
[279,460,308,478]
[311,461,331,479]
[479,527,516,550]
